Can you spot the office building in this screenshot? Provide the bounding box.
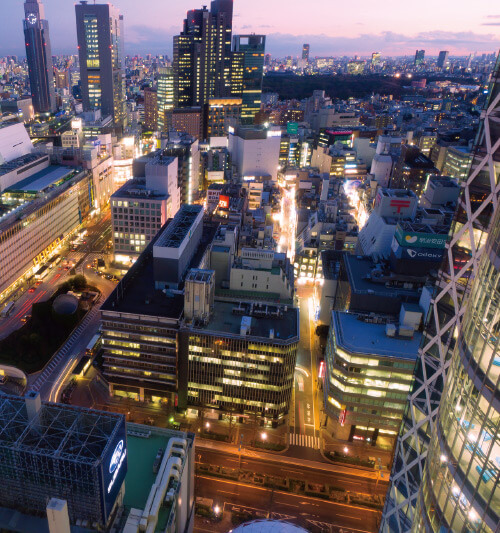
[347,61,365,75]
[302,44,310,62]
[157,67,174,132]
[0,393,126,529]
[412,198,500,533]
[380,54,500,533]
[162,132,201,204]
[111,154,180,262]
[143,87,158,131]
[173,0,233,110]
[75,1,125,125]
[442,145,472,182]
[23,0,56,114]
[392,145,440,197]
[231,35,266,125]
[205,97,242,138]
[228,124,281,182]
[324,309,421,443]
[167,108,203,140]
[101,205,216,404]
[180,287,299,425]
[414,49,425,66]
[437,50,449,69]
[371,52,381,67]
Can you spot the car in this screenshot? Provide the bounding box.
[35,280,43,286]
[21,314,31,323]
[28,287,36,293]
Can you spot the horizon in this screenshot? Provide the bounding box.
[0,0,498,58]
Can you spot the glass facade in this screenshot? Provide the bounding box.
[380,53,500,532]
[414,207,500,532]
[184,331,298,421]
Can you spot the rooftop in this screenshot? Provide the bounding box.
[0,152,48,178]
[333,311,421,360]
[102,220,218,318]
[123,424,193,533]
[344,254,421,298]
[0,394,124,464]
[6,165,76,194]
[112,179,169,200]
[155,204,203,249]
[195,300,298,342]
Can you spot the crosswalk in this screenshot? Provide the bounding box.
[288,432,321,449]
[30,294,103,394]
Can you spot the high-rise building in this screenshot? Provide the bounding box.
[23,0,56,114]
[75,1,125,125]
[157,67,174,132]
[414,49,425,66]
[380,53,500,533]
[437,50,449,69]
[173,0,233,110]
[302,44,310,61]
[143,87,158,131]
[371,51,381,67]
[231,35,266,125]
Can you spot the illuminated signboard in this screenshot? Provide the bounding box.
[395,226,447,249]
[218,195,230,209]
[100,419,127,523]
[287,122,298,135]
[339,409,347,427]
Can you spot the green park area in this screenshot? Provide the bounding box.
[0,275,94,374]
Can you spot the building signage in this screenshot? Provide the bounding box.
[218,195,230,209]
[107,440,126,494]
[395,226,447,249]
[287,122,298,135]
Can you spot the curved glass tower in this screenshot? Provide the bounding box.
[414,205,500,531]
[381,52,500,532]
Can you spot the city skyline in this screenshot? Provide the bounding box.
[0,0,499,57]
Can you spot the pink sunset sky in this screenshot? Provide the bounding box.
[1,0,499,57]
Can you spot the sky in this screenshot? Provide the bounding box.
[1,0,499,58]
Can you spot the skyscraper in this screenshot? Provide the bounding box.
[380,53,500,533]
[414,49,425,66]
[23,0,56,114]
[302,44,310,61]
[173,1,233,110]
[231,35,266,124]
[157,67,174,132]
[75,1,125,125]
[437,50,449,69]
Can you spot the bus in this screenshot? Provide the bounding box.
[72,355,92,377]
[47,255,61,269]
[85,333,101,356]
[35,264,49,280]
[0,301,15,318]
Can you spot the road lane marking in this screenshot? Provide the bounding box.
[336,514,362,520]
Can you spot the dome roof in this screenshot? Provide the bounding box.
[231,520,308,533]
[52,293,78,315]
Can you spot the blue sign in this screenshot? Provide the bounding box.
[100,419,127,523]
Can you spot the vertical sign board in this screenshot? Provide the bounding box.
[99,418,128,523]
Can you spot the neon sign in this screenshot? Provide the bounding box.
[107,440,126,493]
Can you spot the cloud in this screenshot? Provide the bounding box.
[482,22,500,26]
[125,24,178,54]
[486,15,500,18]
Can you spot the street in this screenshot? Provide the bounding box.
[196,476,380,533]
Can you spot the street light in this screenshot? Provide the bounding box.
[213,504,220,516]
[261,432,267,441]
[205,422,210,430]
[343,446,349,454]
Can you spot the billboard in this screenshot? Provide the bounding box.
[100,418,127,523]
[287,122,298,135]
[392,239,444,262]
[395,226,447,249]
[218,195,230,209]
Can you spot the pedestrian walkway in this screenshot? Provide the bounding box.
[288,431,320,449]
